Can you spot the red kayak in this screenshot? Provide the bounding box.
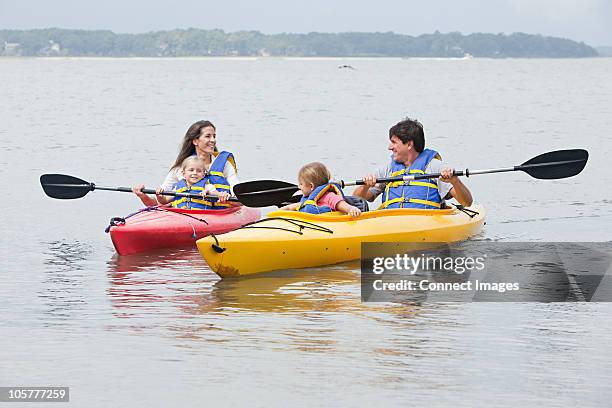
[108,205,260,255]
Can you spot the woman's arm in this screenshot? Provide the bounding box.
[223,161,240,193]
[132,184,159,206]
[155,186,174,205]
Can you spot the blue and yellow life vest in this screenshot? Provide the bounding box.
[171,179,210,210]
[171,151,236,210]
[380,148,443,210]
[297,183,346,214]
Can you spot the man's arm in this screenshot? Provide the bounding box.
[352,177,377,202]
[352,166,388,202]
[441,168,473,207]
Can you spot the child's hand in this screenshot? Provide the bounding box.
[199,189,214,199]
[348,205,361,218]
[201,185,216,196]
[217,192,231,203]
[279,203,299,211]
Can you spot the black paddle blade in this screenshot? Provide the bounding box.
[518,149,588,179]
[40,174,94,199]
[233,180,300,207]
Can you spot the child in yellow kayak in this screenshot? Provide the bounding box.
[134,156,230,209]
[280,162,361,217]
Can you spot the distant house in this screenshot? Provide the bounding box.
[40,40,62,56]
[3,42,21,56]
[49,41,61,53]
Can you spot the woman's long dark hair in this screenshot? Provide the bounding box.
[171,120,217,170]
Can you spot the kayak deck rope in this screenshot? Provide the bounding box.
[210,217,333,253]
[241,217,334,235]
[454,205,480,218]
[104,205,208,233]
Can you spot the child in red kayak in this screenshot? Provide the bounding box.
[133,156,230,208]
[280,162,361,217]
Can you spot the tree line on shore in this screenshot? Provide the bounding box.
[0,28,599,58]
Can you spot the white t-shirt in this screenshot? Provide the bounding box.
[367,158,453,200]
[160,155,240,192]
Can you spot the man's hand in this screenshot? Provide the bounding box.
[361,174,378,187]
[439,167,458,184]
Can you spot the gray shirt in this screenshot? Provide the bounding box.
[367,159,453,200]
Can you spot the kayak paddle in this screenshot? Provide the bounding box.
[232,149,589,194]
[40,173,241,202]
[39,174,298,207]
[340,148,589,186]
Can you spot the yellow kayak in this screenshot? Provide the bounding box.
[197,205,485,278]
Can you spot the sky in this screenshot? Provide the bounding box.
[0,0,610,46]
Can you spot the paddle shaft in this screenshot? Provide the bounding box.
[340,159,586,187]
[50,182,239,202]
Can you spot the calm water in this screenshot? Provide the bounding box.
[1,57,611,407]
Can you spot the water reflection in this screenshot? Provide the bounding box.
[107,251,421,315]
[39,240,91,323]
[200,265,361,313]
[106,248,213,318]
[105,249,425,354]
[107,249,364,314]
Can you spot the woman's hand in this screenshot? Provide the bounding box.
[132,184,162,206]
[155,186,172,205]
[155,186,166,201]
[132,184,146,197]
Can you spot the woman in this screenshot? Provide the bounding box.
[132,120,239,208]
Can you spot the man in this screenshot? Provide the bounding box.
[353,118,473,208]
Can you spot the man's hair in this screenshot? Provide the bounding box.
[298,162,331,187]
[389,118,425,152]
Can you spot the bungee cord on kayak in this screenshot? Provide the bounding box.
[452,205,480,218]
[104,205,211,234]
[241,217,335,235]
